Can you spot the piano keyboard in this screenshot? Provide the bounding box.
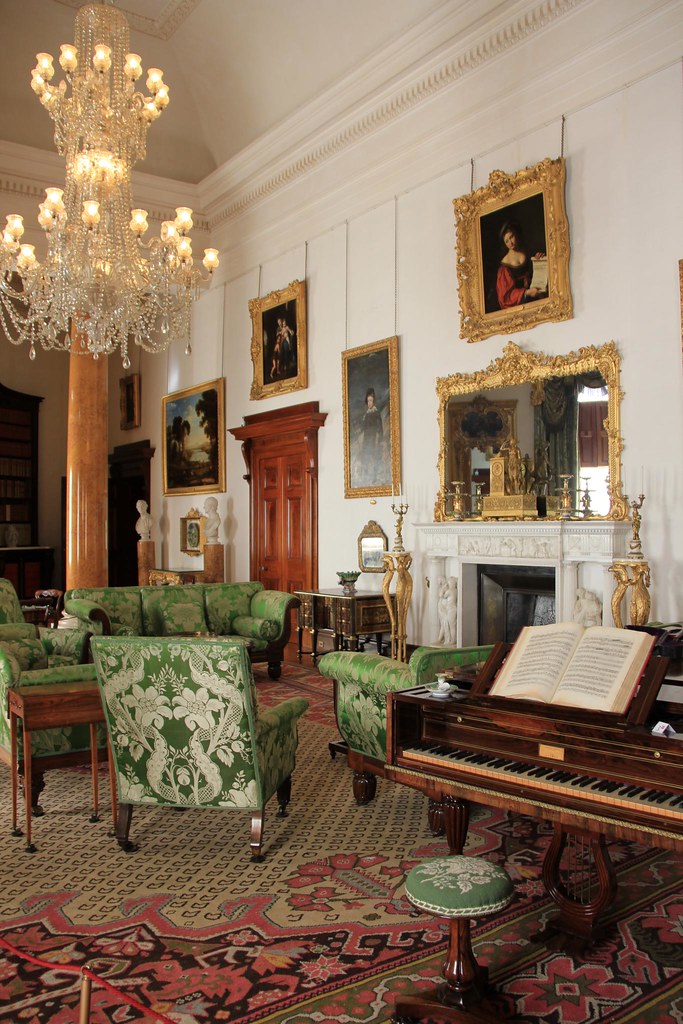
[400,744,683,822]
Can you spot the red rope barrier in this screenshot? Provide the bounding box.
[0,934,176,1023]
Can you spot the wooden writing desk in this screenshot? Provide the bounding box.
[8,680,112,852]
[294,588,394,663]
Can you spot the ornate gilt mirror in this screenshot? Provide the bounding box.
[358,520,389,572]
[435,341,627,521]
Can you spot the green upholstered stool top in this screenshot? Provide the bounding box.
[405,856,514,918]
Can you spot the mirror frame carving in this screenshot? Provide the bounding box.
[434,341,627,522]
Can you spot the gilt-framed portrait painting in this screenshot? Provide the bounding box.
[162,378,225,496]
[342,336,401,499]
[453,157,572,343]
[249,279,307,400]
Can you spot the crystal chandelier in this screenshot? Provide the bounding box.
[0,1,219,368]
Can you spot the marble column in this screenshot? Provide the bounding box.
[65,351,108,589]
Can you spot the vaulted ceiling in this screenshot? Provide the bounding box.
[0,0,452,184]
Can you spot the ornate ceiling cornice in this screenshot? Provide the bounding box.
[205,0,585,230]
[53,0,201,39]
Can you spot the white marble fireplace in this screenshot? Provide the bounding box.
[413,520,631,647]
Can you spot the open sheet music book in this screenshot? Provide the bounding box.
[489,622,656,714]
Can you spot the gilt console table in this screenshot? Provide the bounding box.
[294,588,394,663]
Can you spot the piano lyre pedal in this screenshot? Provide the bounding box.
[386,642,682,951]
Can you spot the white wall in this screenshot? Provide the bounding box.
[108,62,683,641]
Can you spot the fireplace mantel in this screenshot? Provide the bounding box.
[414,519,631,647]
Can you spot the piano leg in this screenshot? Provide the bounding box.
[537,825,618,951]
[443,795,470,855]
[352,771,377,805]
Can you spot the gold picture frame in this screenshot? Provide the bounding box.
[119,373,140,430]
[249,279,307,400]
[342,336,401,499]
[454,157,573,343]
[357,520,389,572]
[162,378,225,496]
[180,511,206,556]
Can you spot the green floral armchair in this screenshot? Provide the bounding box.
[318,645,493,804]
[0,577,36,640]
[90,635,309,860]
[0,622,99,808]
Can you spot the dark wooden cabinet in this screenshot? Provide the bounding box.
[0,546,54,599]
[0,381,42,548]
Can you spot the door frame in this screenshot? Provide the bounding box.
[229,402,327,589]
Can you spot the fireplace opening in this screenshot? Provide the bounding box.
[478,564,555,645]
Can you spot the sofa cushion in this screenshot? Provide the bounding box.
[204,583,262,635]
[0,578,23,625]
[232,615,279,641]
[141,586,209,636]
[1,638,48,672]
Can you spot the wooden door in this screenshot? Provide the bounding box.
[230,403,327,596]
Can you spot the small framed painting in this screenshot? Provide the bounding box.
[249,279,307,400]
[119,374,141,430]
[453,157,572,343]
[162,378,225,496]
[180,512,205,556]
[342,336,401,499]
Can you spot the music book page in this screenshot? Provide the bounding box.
[490,622,655,713]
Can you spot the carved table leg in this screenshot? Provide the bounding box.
[428,798,445,835]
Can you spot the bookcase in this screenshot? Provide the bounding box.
[0,381,42,547]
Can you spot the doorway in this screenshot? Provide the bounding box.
[229,402,327,624]
[108,441,155,586]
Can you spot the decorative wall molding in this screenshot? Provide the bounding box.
[204,0,587,229]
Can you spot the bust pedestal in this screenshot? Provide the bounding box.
[203,543,225,584]
[137,540,155,586]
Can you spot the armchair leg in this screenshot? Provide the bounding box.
[251,810,265,861]
[267,661,281,680]
[276,776,291,817]
[115,802,138,852]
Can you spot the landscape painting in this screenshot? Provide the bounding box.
[162,378,225,495]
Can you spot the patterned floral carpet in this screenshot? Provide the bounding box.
[0,662,681,1023]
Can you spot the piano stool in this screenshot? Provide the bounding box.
[392,855,514,1024]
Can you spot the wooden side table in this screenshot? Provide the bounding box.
[294,588,394,663]
[8,680,113,852]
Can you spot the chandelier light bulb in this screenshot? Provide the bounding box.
[177,237,192,262]
[160,220,178,243]
[17,244,37,270]
[130,209,149,235]
[5,214,24,242]
[154,84,170,109]
[202,248,220,273]
[44,187,65,212]
[174,207,193,233]
[35,53,55,79]
[145,68,164,93]
[124,52,142,80]
[81,200,101,227]
[59,44,78,73]
[30,72,47,96]
[92,43,111,73]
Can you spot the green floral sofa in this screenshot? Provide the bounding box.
[318,645,493,804]
[0,624,99,809]
[64,582,300,679]
[91,635,309,859]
